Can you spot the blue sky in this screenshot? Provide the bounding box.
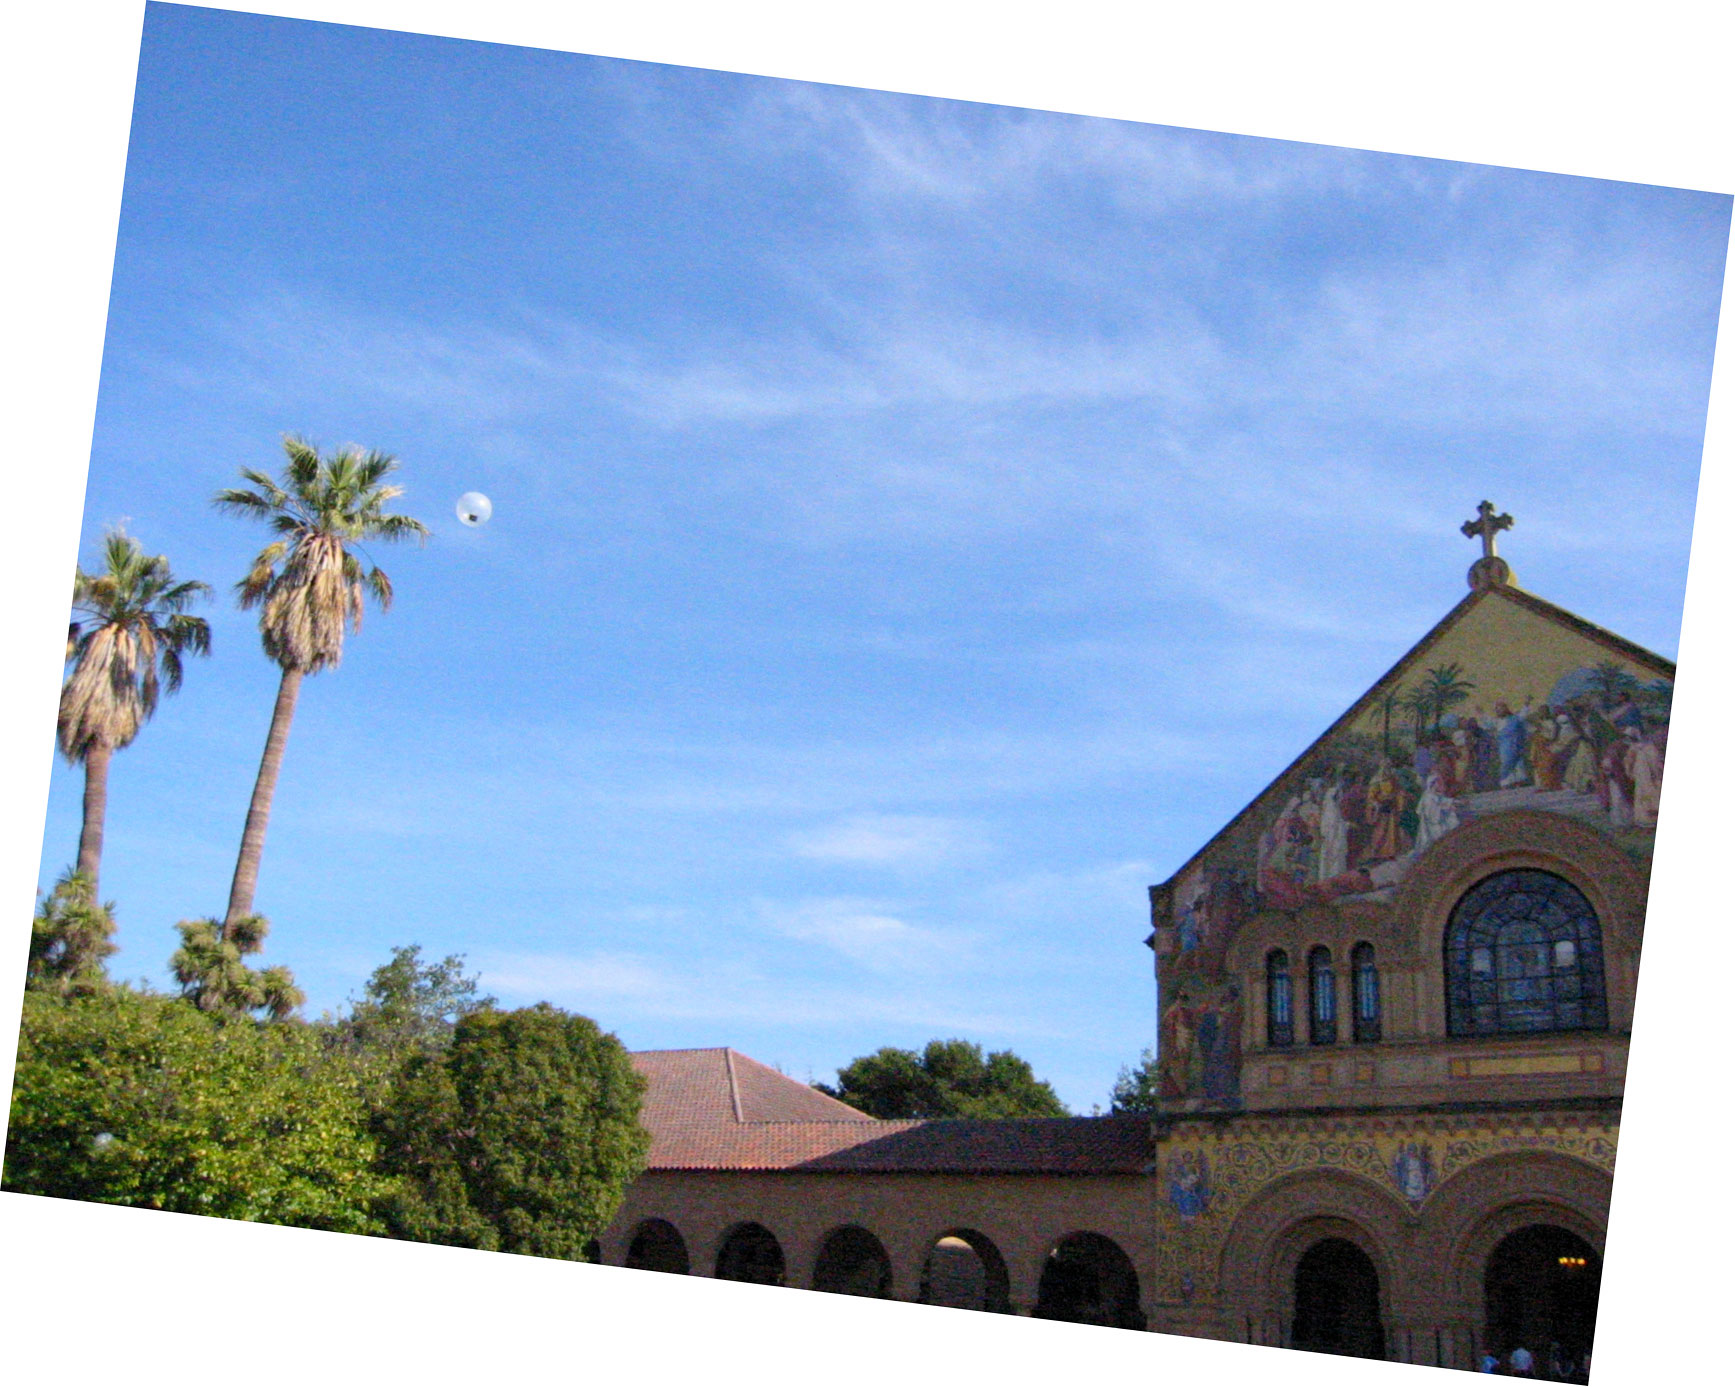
[34,3,1728,1110]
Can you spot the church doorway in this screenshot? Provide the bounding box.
[715,1222,785,1285]
[624,1218,690,1275]
[812,1225,893,1298]
[1034,1232,1144,1329]
[1483,1225,1600,1369]
[918,1230,1011,1313]
[1290,1237,1386,1358]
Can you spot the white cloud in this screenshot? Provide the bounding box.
[479,951,669,1001]
[976,858,1159,924]
[757,895,966,971]
[740,85,1388,213]
[475,944,1026,1035]
[786,813,986,867]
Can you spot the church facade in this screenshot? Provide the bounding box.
[598,508,1661,1374]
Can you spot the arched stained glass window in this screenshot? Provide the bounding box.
[1308,946,1337,1046]
[1445,870,1607,1037]
[1266,950,1294,1048]
[1351,942,1381,1044]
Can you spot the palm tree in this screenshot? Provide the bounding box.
[1377,687,1403,759]
[59,529,212,895]
[214,436,428,929]
[28,870,118,997]
[1400,685,1433,746]
[1421,662,1476,735]
[170,913,305,1021]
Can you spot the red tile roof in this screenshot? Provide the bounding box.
[628,1048,1152,1175]
[632,1048,873,1126]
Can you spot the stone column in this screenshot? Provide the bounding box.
[1004,1243,1046,1318]
[885,1234,934,1305]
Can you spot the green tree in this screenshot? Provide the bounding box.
[1108,1047,1160,1115]
[372,1004,650,1259]
[818,1038,1069,1119]
[337,944,495,1057]
[213,437,428,930]
[26,871,117,998]
[59,529,211,895]
[3,988,389,1233]
[169,913,304,1021]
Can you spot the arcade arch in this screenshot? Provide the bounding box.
[919,1229,1011,1314]
[811,1225,893,1299]
[624,1218,689,1275]
[1033,1232,1143,1330]
[715,1222,785,1286]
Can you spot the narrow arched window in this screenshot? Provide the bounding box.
[1445,869,1607,1037]
[1308,946,1337,1046]
[1266,950,1294,1048]
[1351,942,1381,1043]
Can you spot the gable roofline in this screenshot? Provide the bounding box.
[1150,583,1676,904]
[630,1046,871,1123]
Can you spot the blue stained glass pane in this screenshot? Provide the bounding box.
[1444,870,1607,1037]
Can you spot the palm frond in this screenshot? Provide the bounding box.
[370,512,430,544]
[364,565,393,610]
[58,531,212,760]
[164,612,213,656]
[281,435,325,501]
[213,486,282,518]
[159,578,214,612]
[215,437,425,672]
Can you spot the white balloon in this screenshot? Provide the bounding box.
[456,491,492,527]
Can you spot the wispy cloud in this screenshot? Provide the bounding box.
[757,895,967,971]
[735,85,1395,212]
[479,951,669,1001]
[476,944,1023,1034]
[786,813,987,867]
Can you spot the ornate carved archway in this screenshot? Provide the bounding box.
[1413,1150,1611,1362]
[1217,1168,1413,1348]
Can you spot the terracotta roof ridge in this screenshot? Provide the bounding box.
[629,1046,734,1057]
[893,1114,1110,1123]
[722,1047,744,1122]
[731,1117,913,1128]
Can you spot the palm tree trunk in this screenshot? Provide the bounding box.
[225,665,304,930]
[76,739,113,895]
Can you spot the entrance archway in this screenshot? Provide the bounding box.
[1291,1237,1385,1358]
[919,1230,1011,1313]
[715,1222,785,1286]
[812,1225,892,1298]
[1034,1232,1144,1329]
[624,1218,689,1275]
[1484,1225,1600,1369]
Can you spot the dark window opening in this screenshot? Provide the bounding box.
[1351,942,1381,1044]
[1266,950,1294,1048]
[1308,946,1337,1046]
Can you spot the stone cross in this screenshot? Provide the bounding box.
[1460,500,1514,559]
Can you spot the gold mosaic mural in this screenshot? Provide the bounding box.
[1152,1111,1619,1304]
